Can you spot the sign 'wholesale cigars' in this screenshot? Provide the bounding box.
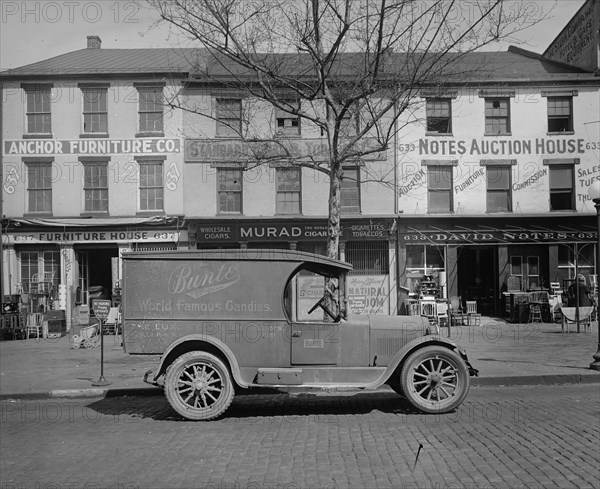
[194,219,393,243]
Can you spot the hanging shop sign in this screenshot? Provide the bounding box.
[7,228,188,245]
[3,139,181,155]
[193,219,393,243]
[185,138,386,162]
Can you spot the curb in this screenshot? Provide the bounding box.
[1,373,599,401]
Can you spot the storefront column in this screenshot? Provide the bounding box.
[339,242,346,262]
[498,245,509,296]
[548,245,559,283]
[446,246,458,298]
[59,245,75,331]
[397,243,408,314]
[388,236,397,315]
[2,245,17,295]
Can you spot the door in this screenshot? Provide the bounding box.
[288,269,341,365]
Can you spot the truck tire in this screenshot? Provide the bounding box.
[400,346,469,414]
[164,351,234,421]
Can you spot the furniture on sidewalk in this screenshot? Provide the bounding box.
[528,303,543,323]
[449,296,467,326]
[25,313,44,339]
[560,306,593,333]
[466,300,481,326]
[102,307,121,336]
[435,301,449,328]
[0,314,26,341]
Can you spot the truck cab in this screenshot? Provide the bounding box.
[122,249,477,420]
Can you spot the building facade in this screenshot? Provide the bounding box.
[395,47,600,315]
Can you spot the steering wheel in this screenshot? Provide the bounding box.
[308,293,329,315]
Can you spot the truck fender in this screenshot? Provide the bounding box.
[379,335,468,385]
[151,334,248,388]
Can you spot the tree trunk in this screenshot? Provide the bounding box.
[326,162,343,260]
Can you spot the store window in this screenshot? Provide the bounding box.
[218,168,242,213]
[426,98,452,134]
[19,250,61,312]
[405,244,445,295]
[486,165,512,212]
[427,166,453,213]
[341,167,361,213]
[26,161,52,214]
[484,98,510,135]
[547,96,573,133]
[216,99,242,137]
[549,164,575,211]
[81,86,108,134]
[82,160,109,213]
[276,167,301,214]
[137,86,164,134]
[275,101,300,137]
[138,159,164,211]
[24,85,52,135]
[346,241,388,275]
[557,245,594,286]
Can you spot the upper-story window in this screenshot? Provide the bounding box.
[218,168,242,213]
[81,86,108,134]
[427,165,453,213]
[275,102,300,137]
[276,167,301,214]
[216,99,242,137]
[341,166,360,213]
[484,97,510,135]
[486,165,512,212]
[82,159,109,214]
[548,162,575,211]
[137,158,164,212]
[426,98,452,134]
[26,160,52,214]
[137,86,164,135]
[547,96,573,133]
[24,85,52,135]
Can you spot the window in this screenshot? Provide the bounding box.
[138,160,164,211]
[527,256,540,289]
[82,87,108,134]
[341,167,360,213]
[486,166,512,212]
[83,161,108,213]
[547,97,573,133]
[26,162,52,213]
[549,165,574,210]
[25,86,51,134]
[346,241,389,275]
[276,167,301,214]
[216,99,242,137]
[426,98,452,134]
[427,166,453,213]
[137,87,163,133]
[20,250,60,311]
[275,102,300,136]
[218,168,242,213]
[405,245,445,295]
[484,98,510,135]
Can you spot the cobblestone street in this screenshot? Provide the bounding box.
[1,384,598,489]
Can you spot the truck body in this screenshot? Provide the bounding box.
[122,249,477,420]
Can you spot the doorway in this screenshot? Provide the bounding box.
[76,246,118,307]
[457,246,497,315]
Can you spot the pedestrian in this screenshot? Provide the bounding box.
[567,275,594,307]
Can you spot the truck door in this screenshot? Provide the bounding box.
[288,270,341,365]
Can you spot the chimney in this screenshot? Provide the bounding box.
[87,36,102,49]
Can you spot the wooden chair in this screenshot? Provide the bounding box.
[26,313,44,339]
[466,301,481,326]
[102,307,121,336]
[435,301,449,328]
[449,296,467,326]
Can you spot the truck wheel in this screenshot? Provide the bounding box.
[165,351,234,421]
[400,346,469,414]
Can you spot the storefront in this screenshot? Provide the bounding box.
[2,217,188,330]
[398,215,597,316]
[190,217,397,314]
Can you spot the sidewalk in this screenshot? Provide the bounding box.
[1,317,599,399]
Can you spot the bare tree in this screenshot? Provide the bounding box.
[149,0,547,259]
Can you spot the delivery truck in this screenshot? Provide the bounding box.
[122,249,477,420]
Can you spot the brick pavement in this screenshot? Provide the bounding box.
[0,317,599,399]
[1,384,598,488]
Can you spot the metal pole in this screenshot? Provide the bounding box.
[590,199,600,371]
